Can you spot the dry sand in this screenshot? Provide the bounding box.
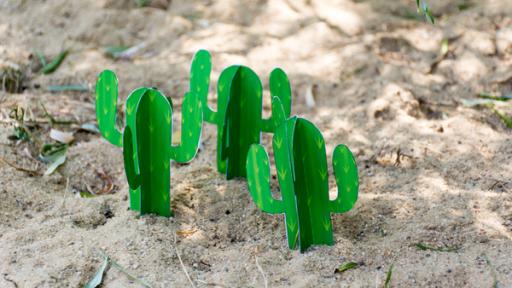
[0,0,511,287]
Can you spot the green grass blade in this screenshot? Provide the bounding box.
[84,255,109,288]
[493,109,512,128]
[134,0,148,7]
[335,262,359,274]
[384,264,393,288]
[478,92,512,102]
[41,50,68,74]
[415,0,435,24]
[104,46,130,59]
[35,50,47,66]
[40,144,68,176]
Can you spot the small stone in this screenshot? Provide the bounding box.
[497,28,512,55]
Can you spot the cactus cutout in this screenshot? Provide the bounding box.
[96,51,205,214]
[246,97,358,252]
[122,89,202,217]
[196,51,292,179]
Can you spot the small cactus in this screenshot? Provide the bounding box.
[122,89,202,216]
[96,51,205,215]
[196,51,292,179]
[246,98,358,252]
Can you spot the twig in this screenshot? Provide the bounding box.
[60,177,70,209]
[255,255,268,288]
[0,156,41,175]
[0,118,49,125]
[489,179,509,191]
[196,280,228,287]
[3,274,18,288]
[484,255,499,288]
[40,102,75,125]
[415,242,460,252]
[174,233,196,288]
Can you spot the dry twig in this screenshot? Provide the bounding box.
[0,156,41,175]
[174,233,196,288]
[255,255,268,288]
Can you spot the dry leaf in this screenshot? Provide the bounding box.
[304,84,316,108]
[50,129,74,144]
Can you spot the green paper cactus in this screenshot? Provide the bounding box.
[122,89,202,217]
[195,51,292,179]
[96,51,205,215]
[246,97,358,252]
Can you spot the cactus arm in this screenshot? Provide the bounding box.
[262,68,292,132]
[270,68,292,118]
[246,144,284,213]
[96,70,123,147]
[122,126,140,191]
[170,91,203,163]
[125,87,149,128]
[191,50,217,123]
[136,90,172,217]
[330,144,359,213]
[270,96,286,129]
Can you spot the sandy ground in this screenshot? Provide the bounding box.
[0,0,511,287]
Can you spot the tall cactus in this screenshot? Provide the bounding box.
[195,51,292,179]
[122,89,202,217]
[246,98,358,252]
[96,51,206,213]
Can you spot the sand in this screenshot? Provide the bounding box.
[0,0,511,287]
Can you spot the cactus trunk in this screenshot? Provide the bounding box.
[292,119,334,250]
[220,66,262,179]
[135,90,172,216]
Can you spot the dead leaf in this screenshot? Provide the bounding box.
[50,129,74,144]
[304,84,316,108]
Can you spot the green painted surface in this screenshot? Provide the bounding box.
[134,90,172,217]
[216,66,239,175]
[198,51,292,179]
[122,127,140,189]
[246,98,358,252]
[293,119,333,252]
[170,91,203,163]
[190,50,214,123]
[96,51,204,216]
[95,70,124,147]
[261,68,292,132]
[221,66,262,179]
[96,70,146,210]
